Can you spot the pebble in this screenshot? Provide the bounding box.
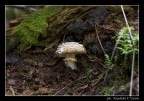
[7,79,16,85]
[38,62,43,67]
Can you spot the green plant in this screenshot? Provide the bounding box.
[116,27,139,69]
[11,6,61,52]
[101,86,115,95]
[104,54,114,70]
[116,27,138,55]
[85,68,98,81]
[120,85,126,92]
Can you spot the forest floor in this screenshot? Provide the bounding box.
[6,48,109,95]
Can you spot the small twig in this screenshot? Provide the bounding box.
[78,89,85,95]
[95,23,106,55]
[121,5,136,96]
[8,5,38,13]
[54,82,73,95]
[121,6,135,46]
[62,19,75,42]
[54,75,85,95]
[62,32,67,42]
[9,86,15,96]
[95,23,112,84]
[96,24,117,31]
[110,40,120,61]
[92,71,106,87]
[103,69,109,83]
[91,71,107,94]
[29,89,56,95]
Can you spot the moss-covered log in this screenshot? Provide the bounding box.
[8,6,134,53]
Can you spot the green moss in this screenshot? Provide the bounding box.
[120,85,126,92]
[101,86,115,95]
[11,6,61,52]
[85,68,98,81]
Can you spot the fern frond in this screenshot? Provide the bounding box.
[104,54,114,70]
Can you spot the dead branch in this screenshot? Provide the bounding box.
[95,24,106,55]
[9,86,15,96]
[54,75,85,95]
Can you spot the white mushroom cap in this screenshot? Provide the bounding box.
[55,42,86,57]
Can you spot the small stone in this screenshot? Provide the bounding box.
[7,79,16,85]
[7,73,10,77]
[38,62,43,67]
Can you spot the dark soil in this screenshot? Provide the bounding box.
[6,49,105,95]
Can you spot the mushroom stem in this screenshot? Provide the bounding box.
[64,58,77,70]
[66,60,77,70]
[65,53,76,59]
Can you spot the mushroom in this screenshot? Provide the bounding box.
[55,42,86,70]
